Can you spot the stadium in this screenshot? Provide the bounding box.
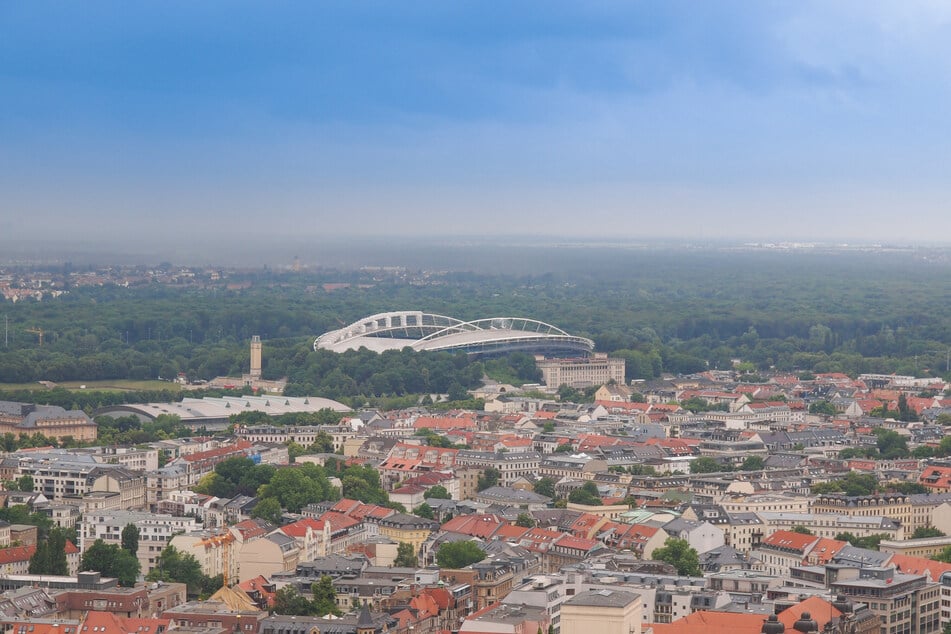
[314,311,595,356]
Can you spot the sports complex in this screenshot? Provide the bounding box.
[313,311,594,357]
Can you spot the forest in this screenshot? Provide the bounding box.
[2,248,951,403]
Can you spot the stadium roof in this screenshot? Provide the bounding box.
[314,311,594,356]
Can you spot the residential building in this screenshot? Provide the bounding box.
[536,354,626,389]
[377,513,439,555]
[455,451,542,489]
[81,511,198,575]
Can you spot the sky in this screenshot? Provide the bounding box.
[3,1,951,247]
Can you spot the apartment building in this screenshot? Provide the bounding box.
[82,511,198,575]
[454,451,543,488]
[9,453,146,508]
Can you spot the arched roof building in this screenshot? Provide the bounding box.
[314,311,594,356]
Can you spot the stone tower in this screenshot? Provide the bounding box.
[250,335,262,379]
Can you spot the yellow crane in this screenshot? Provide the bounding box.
[25,327,45,346]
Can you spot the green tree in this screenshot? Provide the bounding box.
[690,457,726,474]
[251,497,284,525]
[413,503,435,520]
[874,428,910,459]
[394,542,417,568]
[533,477,556,499]
[739,456,765,471]
[147,545,209,597]
[515,513,535,528]
[477,467,500,492]
[447,383,469,402]
[436,540,486,569]
[81,539,141,587]
[335,464,388,505]
[121,523,140,557]
[273,585,318,616]
[28,527,68,575]
[836,532,887,551]
[652,538,702,577]
[913,526,946,539]
[568,481,602,506]
[891,482,929,494]
[15,475,34,492]
[841,472,879,496]
[311,575,342,616]
[897,393,918,422]
[809,400,837,416]
[423,485,451,500]
[257,464,336,513]
[934,546,951,563]
[791,525,813,535]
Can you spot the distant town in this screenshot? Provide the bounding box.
[1,327,950,634]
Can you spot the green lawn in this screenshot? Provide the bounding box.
[0,379,182,393]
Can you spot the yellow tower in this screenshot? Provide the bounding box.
[250,335,262,379]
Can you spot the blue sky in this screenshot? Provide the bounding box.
[3,2,951,244]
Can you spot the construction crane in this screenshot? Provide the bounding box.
[197,530,235,586]
[25,327,45,346]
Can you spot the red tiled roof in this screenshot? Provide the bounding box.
[777,597,842,631]
[232,519,269,539]
[441,514,504,539]
[80,612,169,634]
[807,538,848,564]
[413,416,476,430]
[889,553,951,581]
[0,540,78,565]
[238,574,276,607]
[318,511,361,533]
[650,611,765,634]
[331,498,362,514]
[761,530,818,552]
[183,440,252,462]
[279,518,327,538]
[920,466,951,490]
[493,524,531,540]
[553,534,600,552]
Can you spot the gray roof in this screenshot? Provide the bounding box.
[21,407,91,427]
[564,589,639,608]
[832,545,891,567]
[378,512,438,530]
[475,486,552,505]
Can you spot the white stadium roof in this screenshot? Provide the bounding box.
[314,311,594,356]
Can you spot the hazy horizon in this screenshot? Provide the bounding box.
[4,3,951,245]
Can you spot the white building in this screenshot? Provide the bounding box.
[81,510,198,575]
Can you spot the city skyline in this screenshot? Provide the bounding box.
[3,2,951,244]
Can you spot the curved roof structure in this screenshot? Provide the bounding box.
[314,311,595,356]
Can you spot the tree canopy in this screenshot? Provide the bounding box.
[568,481,602,506]
[652,538,702,577]
[146,545,221,597]
[436,541,486,569]
[81,539,141,587]
[257,463,339,513]
[394,542,417,568]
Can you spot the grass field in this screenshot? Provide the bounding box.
[0,379,182,393]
